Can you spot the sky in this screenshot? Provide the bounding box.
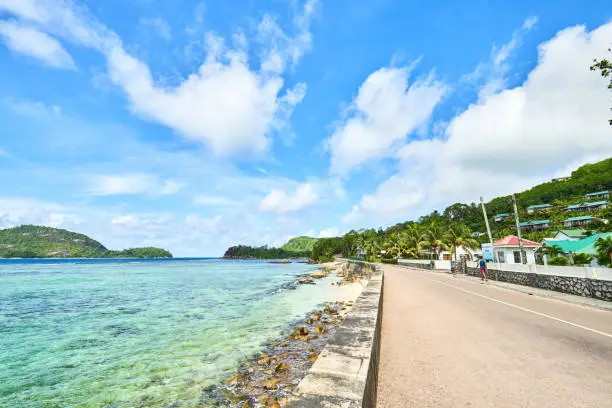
[0,0,611,256]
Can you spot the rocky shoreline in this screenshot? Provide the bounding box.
[200,262,370,407]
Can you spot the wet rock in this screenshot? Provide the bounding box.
[266,397,281,408]
[298,277,315,285]
[263,377,282,390]
[308,271,328,279]
[289,326,310,341]
[275,362,290,372]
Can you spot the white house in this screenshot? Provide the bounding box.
[551,229,592,241]
[493,236,539,265]
[438,245,482,261]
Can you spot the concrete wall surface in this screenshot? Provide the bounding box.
[466,261,612,281]
[398,259,451,270]
[461,261,612,301]
[286,262,384,407]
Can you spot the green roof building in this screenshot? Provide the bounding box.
[563,215,607,228]
[566,201,608,212]
[519,219,550,232]
[584,190,609,199]
[526,204,553,214]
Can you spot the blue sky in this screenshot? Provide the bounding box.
[0,0,611,256]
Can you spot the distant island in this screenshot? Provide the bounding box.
[0,225,173,258]
[223,236,318,259]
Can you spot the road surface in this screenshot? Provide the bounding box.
[377,265,612,408]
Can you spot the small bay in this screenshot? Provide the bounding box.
[0,258,345,407]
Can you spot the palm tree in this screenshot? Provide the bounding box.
[443,223,480,261]
[400,227,420,258]
[418,222,449,260]
[537,244,563,265]
[595,236,612,265]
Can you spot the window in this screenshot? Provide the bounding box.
[443,254,451,260]
[513,251,522,263]
[497,251,505,263]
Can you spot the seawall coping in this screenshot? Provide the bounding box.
[286,262,384,408]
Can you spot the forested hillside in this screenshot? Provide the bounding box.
[439,157,612,236]
[0,225,172,258]
[281,236,318,252]
[222,245,310,259]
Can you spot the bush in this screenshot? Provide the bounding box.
[381,258,398,264]
[571,253,592,266]
[548,256,569,266]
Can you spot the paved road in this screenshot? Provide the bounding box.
[377,266,612,408]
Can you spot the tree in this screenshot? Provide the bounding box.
[571,253,592,266]
[418,222,449,260]
[595,236,612,266]
[443,222,480,261]
[590,48,612,125]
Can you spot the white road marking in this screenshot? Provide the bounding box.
[424,274,612,340]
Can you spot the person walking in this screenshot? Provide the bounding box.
[479,258,488,282]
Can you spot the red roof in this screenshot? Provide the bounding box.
[494,235,539,247]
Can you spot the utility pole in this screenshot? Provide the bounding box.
[480,197,496,263]
[512,194,526,264]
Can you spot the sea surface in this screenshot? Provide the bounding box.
[0,258,346,407]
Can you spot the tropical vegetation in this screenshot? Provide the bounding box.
[222,245,310,259]
[595,236,612,266]
[0,225,172,258]
[280,236,319,253]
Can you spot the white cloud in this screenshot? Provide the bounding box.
[327,64,447,174]
[0,0,49,22]
[139,17,171,40]
[0,197,79,228]
[317,227,340,238]
[87,174,156,196]
[344,21,612,224]
[259,182,319,213]
[342,175,424,224]
[0,21,76,69]
[466,17,538,101]
[0,0,315,156]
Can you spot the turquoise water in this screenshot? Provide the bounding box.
[0,259,343,407]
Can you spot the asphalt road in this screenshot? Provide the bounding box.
[377,265,612,408]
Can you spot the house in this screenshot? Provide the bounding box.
[563,215,608,228]
[541,232,612,266]
[472,231,486,238]
[551,229,593,241]
[494,213,510,222]
[439,245,482,261]
[493,235,539,264]
[519,219,550,232]
[552,176,571,182]
[584,190,609,200]
[526,204,553,214]
[565,201,608,212]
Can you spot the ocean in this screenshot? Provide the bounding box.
[0,258,349,407]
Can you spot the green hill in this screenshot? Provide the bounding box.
[0,225,172,258]
[281,236,319,252]
[439,157,612,239]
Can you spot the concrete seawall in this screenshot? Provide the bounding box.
[286,261,384,407]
